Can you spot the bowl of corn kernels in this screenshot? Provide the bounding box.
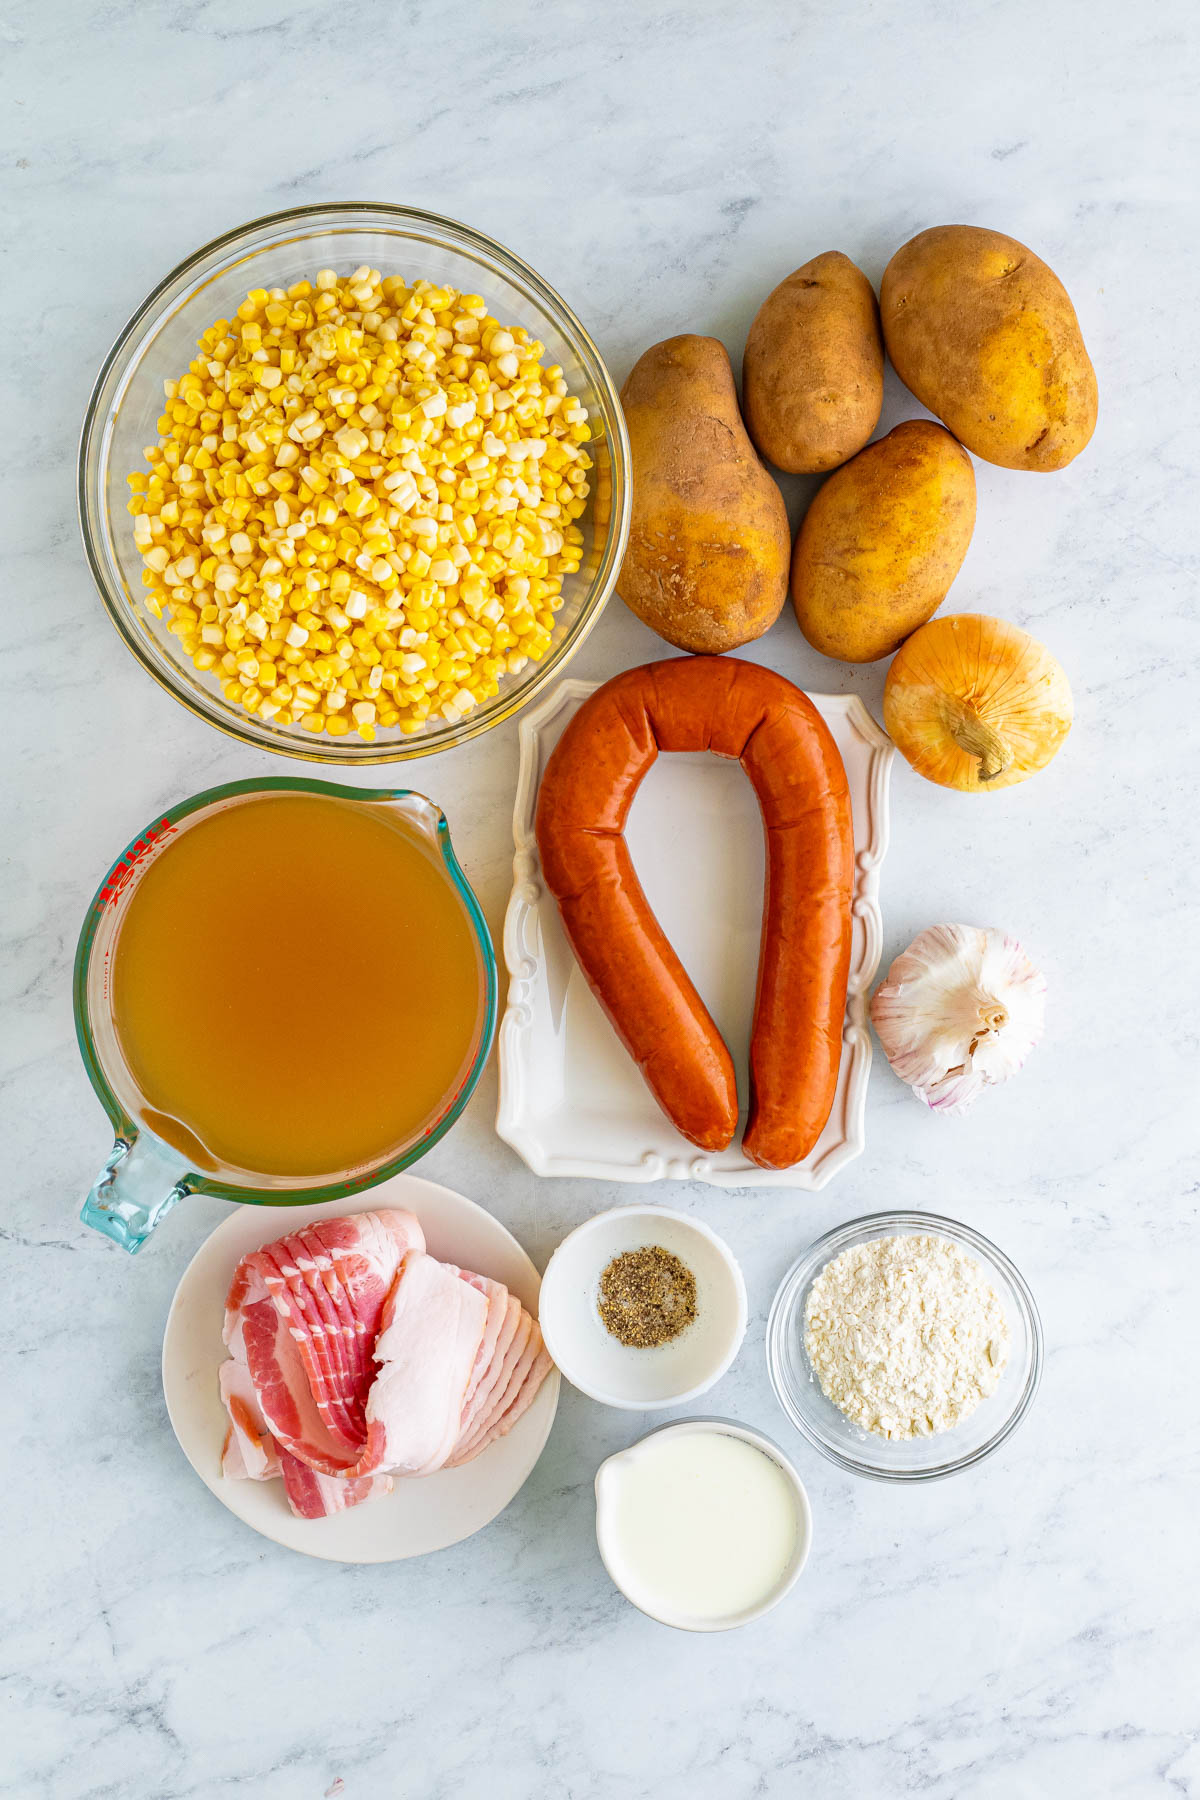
[79,203,631,760]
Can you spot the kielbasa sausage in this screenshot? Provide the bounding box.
[534,656,854,1168]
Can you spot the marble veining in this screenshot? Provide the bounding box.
[2,0,1198,1795]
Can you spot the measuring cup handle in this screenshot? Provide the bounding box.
[81,1132,192,1253]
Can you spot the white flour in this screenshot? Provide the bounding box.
[804,1234,1010,1440]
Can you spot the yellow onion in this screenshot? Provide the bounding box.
[883,614,1073,791]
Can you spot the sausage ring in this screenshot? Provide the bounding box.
[534,655,854,1168]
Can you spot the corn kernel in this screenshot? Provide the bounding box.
[126,268,590,741]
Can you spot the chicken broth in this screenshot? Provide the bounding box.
[111,794,486,1178]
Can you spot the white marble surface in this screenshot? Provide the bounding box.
[2,1,1198,1794]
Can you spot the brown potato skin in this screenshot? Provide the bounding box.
[617,335,790,654]
[880,226,1098,471]
[743,252,884,473]
[790,420,976,663]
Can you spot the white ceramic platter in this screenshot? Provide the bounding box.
[496,679,894,1188]
[161,1173,559,1563]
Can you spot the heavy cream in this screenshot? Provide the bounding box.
[600,1427,802,1626]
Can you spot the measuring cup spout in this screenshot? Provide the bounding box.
[81,1131,192,1253]
[384,790,445,843]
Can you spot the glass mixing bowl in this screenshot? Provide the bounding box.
[766,1210,1043,1482]
[78,203,631,763]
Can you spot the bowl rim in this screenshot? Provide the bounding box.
[77,200,632,764]
[538,1204,749,1410]
[593,1416,813,1631]
[765,1207,1044,1483]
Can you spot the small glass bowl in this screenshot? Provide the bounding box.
[766,1210,1043,1482]
[78,203,631,763]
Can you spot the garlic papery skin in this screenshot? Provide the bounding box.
[870,924,1046,1115]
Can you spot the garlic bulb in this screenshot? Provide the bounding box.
[870,924,1046,1115]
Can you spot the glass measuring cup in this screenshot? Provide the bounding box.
[74,777,497,1253]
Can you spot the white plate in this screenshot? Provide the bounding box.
[496,679,894,1188]
[161,1173,560,1563]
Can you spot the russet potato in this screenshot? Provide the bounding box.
[880,226,1097,472]
[742,251,884,473]
[790,420,976,663]
[617,334,790,653]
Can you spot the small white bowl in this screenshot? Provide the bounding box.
[538,1205,747,1408]
[594,1419,813,1631]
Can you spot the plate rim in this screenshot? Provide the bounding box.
[160,1170,560,1564]
[495,678,894,1188]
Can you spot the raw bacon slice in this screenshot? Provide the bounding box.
[307,1211,424,1419]
[455,1293,525,1443]
[450,1319,546,1465]
[295,1225,367,1433]
[364,1251,489,1477]
[450,1269,510,1420]
[222,1209,425,1478]
[218,1207,555,1519]
[461,1342,555,1462]
[276,1230,358,1443]
[220,1344,388,1519]
[223,1257,349,1475]
[277,1448,394,1520]
[219,1360,279,1481]
[257,1239,359,1451]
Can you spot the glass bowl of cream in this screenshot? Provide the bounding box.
[594,1419,812,1631]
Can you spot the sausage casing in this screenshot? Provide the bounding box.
[534,656,854,1167]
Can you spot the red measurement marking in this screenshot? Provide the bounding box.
[100,818,177,907]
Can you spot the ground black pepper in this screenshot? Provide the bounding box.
[597,1245,698,1348]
